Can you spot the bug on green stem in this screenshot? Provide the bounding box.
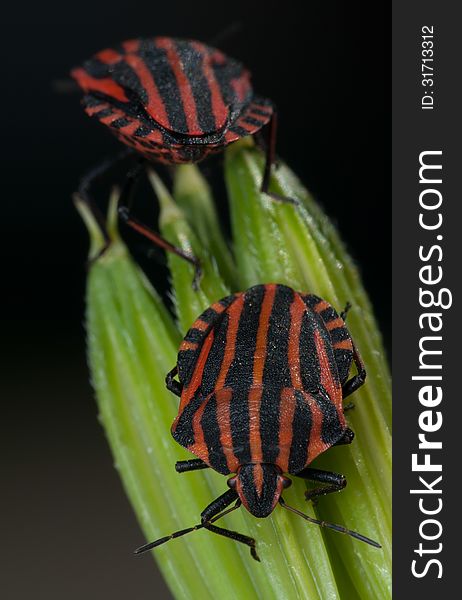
[136,284,380,560]
[72,37,288,283]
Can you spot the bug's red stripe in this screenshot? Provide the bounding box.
[176,330,215,420]
[85,102,107,116]
[215,388,239,472]
[313,299,330,313]
[122,39,140,53]
[333,339,353,351]
[179,341,198,352]
[250,103,273,114]
[98,108,127,125]
[253,464,264,498]
[253,285,276,384]
[314,328,340,397]
[155,38,202,135]
[194,319,209,332]
[305,393,327,463]
[189,396,211,462]
[96,48,122,65]
[277,388,297,472]
[119,120,142,136]
[313,328,344,423]
[326,317,344,331]
[248,285,276,478]
[122,49,171,129]
[231,73,251,102]
[71,68,128,102]
[224,130,240,143]
[234,118,256,133]
[288,294,305,388]
[215,295,245,389]
[191,41,228,131]
[144,129,164,143]
[210,301,228,314]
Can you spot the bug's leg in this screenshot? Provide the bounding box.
[134,494,244,556]
[201,491,260,561]
[340,302,352,321]
[334,427,355,445]
[76,148,135,258]
[118,208,202,290]
[279,497,381,548]
[295,468,347,503]
[175,459,209,473]
[118,157,147,213]
[343,401,355,412]
[165,366,182,397]
[260,112,298,205]
[342,344,367,399]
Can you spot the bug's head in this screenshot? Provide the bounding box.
[228,464,291,518]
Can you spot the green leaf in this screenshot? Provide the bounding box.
[77,138,391,600]
[225,142,391,599]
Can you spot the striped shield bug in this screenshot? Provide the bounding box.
[72,38,288,282]
[72,37,276,178]
[136,284,381,560]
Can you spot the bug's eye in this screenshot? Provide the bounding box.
[227,477,237,489]
[282,477,292,489]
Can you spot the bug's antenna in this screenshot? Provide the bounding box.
[279,498,381,548]
[134,501,244,555]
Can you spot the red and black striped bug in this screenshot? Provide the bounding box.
[72,38,285,281]
[136,284,381,560]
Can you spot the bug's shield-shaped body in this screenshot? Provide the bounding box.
[172,284,354,517]
[71,37,273,164]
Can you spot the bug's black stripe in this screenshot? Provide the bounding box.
[178,295,238,386]
[320,308,353,384]
[329,325,351,345]
[317,314,342,389]
[302,293,322,311]
[82,58,112,79]
[226,285,265,464]
[248,107,272,117]
[110,117,131,129]
[111,59,150,107]
[239,465,278,517]
[94,108,114,119]
[201,314,229,397]
[139,39,189,133]
[314,388,344,446]
[132,125,152,137]
[334,349,354,385]
[177,349,197,380]
[240,116,264,127]
[82,95,105,108]
[229,125,252,137]
[261,285,294,464]
[200,307,220,324]
[183,328,206,344]
[319,306,338,323]
[211,59,247,111]
[175,40,216,133]
[219,294,238,309]
[301,293,353,386]
[289,390,312,473]
[171,391,204,447]
[200,393,229,474]
[262,465,278,502]
[299,311,321,393]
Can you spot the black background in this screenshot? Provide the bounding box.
[3,2,388,598]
